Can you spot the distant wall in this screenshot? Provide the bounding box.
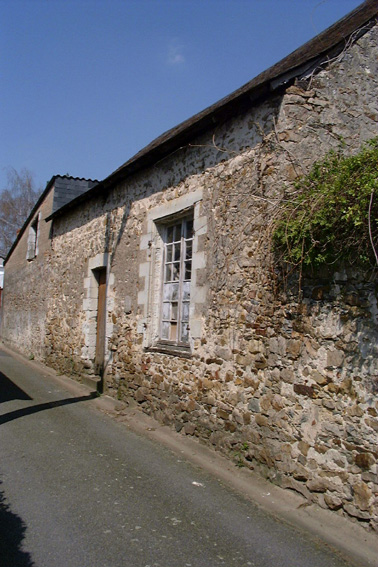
[1,187,54,357]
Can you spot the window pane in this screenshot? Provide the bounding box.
[173,224,181,242]
[163,283,170,301]
[182,281,190,300]
[167,226,174,243]
[171,283,179,300]
[185,241,192,260]
[165,264,172,282]
[174,243,181,261]
[172,262,180,281]
[161,322,170,339]
[181,301,189,321]
[185,261,191,281]
[163,282,178,301]
[171,302,178,320]
[181,322,189,343]
[185,219,193,239]
[166,244,173,262]
[170,322,177,341]
[162,302,170,320]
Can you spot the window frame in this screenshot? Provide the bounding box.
[138,188,206,357]
[158,215,193,348]
[26,213,40,261]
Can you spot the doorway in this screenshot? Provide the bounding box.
[94,267,107,389]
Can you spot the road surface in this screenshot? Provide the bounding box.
[0,346,373,567]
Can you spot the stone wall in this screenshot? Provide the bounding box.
[1,188,55,358]
[5,24,378,528]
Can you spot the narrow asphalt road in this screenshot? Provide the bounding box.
[0,346,373,567]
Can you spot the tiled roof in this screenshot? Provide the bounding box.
[5,175,99,263]
[52,176,98,213]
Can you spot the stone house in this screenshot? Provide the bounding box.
[2,1,378,528]
[2,175,97,355]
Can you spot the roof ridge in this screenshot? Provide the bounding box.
[54,175,99,183]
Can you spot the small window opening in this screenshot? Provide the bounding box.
[26,215,39,261]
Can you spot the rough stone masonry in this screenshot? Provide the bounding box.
[2,10,378,530]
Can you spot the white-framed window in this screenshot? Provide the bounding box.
[26,213,40,261]
[160,216,193,345]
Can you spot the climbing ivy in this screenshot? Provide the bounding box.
[273,138,378,271]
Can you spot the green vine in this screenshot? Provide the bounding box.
[273,138,378,271]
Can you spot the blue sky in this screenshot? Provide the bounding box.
[1,0,363,191]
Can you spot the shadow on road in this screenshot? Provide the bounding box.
[0,482,35,566]
[0,372,33,403]
[0,393,97,425]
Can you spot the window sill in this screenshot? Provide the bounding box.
[145,343,192,358]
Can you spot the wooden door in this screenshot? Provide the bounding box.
[95,268,107,377]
